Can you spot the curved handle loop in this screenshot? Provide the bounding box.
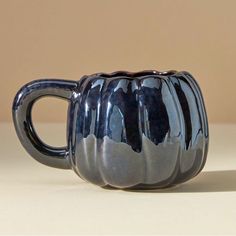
[12,79,77,169]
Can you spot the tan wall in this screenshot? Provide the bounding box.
[1,0,236,123]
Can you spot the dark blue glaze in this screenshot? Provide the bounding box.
[12,70,209,189]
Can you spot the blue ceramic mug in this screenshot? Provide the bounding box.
[13,70,209,189]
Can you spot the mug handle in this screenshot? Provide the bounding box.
[12,79,77,169]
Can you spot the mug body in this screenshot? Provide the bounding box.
[68,71,209,189]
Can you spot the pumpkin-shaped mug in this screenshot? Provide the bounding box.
[12,70,209,189]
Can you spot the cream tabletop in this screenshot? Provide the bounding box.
[0,123,236,235]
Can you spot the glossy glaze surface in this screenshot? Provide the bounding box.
[12,79,77,169]
[13,70,209,189]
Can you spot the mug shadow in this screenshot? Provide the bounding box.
[124,170,236,193]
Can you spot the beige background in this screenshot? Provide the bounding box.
[1,0,236,123]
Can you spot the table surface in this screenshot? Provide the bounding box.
[0,123,236,235]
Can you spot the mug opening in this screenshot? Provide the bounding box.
[95,70,178,78]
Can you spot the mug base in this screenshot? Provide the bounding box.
[101,183,180,191]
